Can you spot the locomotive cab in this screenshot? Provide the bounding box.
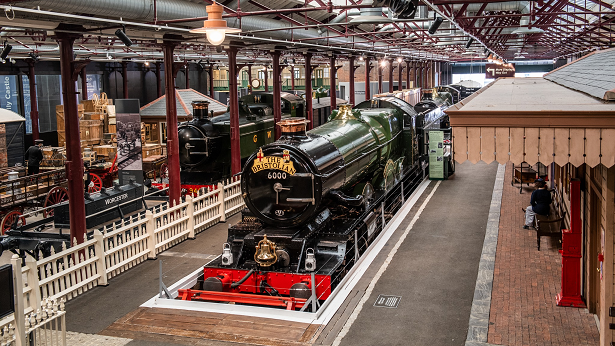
[178,101,224,183]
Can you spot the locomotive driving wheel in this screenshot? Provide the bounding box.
[1,211,25,235]
[88,173,103,193]
[159,163,169,181]
[43,187,69,218]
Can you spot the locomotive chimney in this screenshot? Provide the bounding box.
[277,118,310,139]
[192,100,210,120]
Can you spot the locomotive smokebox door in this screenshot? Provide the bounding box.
[243,145,322,228]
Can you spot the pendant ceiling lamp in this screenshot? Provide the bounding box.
[190,1,241,46]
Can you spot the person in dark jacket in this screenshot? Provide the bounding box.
[524,178,552,229]
[25,139,44,175]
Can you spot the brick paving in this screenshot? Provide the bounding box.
[487,163,599,346]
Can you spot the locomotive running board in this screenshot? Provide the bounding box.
[141,178,431,325]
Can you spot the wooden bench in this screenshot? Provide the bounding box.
[533,188,566,250]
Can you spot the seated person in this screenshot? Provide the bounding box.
[524,178,551,229]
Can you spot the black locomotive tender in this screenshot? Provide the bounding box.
[178,90,453,309]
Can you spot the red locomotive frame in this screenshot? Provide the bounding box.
[178,268,331,310]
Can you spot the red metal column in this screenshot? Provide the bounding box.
[209,64,214,98]
[185,63,190,89]
[227,47,241,175]
[264,66,269,92]
[378,62,383,94]
[304,53,313,130]
[80,67,88,101]
[155,62,162,98]
[348,56,355,106]
[248,65,252,91]
[121,61,128,99]
[56,27,87,244]
[398,62,403,90]
[290,66,295,90]
[406,61,411,89]
[364,57,371,100]
[26,60,39,141]
[330,55,336,110]
[388,59,394,93]
[272,51,282,140]
[556,179,586,308]
[162,38,181,204]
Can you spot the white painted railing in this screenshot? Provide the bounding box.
[1,255,67,346]
[2,177,244,339]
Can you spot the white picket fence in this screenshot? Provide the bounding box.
[0,177,244,343]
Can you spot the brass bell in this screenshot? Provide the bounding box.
[254,235,278,267]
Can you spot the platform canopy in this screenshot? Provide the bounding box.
[445,76,615,168]
[141,89,227,119]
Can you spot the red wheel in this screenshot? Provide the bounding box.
[88,173,103,193]
[1,211,25,235]
[160,163,169,181]
[43,186,69,218]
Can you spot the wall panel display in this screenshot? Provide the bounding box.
[115,99,143,186]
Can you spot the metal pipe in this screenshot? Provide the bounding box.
[304,53,313,130]
[227,47,241,175]
[80,66,87,101]
[162,37,181,204]
[330,55,336,111]
[56,26,87,244]
[26,60,39,140]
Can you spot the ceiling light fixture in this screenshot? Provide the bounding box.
[397,57,403,63]
[428,17,443,35]
[190,1,241,46]
[0,42,12,62]
[115,26,133,47]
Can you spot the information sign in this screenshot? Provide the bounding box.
[429,131,444,179]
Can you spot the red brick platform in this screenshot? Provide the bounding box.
[488,163,599,345]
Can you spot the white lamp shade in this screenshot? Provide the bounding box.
[206,29,226,46]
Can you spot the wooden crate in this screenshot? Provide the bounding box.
[57,119,103,147]
[82,100,96,112]
[142,144,163,159]
[109,124,116,134]
[56,104,85,132]
[93,145,117,158]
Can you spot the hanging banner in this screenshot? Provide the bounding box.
[1,76,19,114]
[485,63,516,79]
[429,131,444,180]
[115,99,143,186]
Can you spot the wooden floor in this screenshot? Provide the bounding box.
[101,307,321,346]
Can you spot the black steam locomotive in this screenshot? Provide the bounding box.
[178,90,452,309]
[175,92,305,193]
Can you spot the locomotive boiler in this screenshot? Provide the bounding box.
[178,91,452,308]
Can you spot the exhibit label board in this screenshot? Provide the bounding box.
[115,99,144,187]
[429,130,444,180]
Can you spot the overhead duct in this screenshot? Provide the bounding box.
[372,0,419,19]
[26,0,392,52]
[348,7,392,25]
